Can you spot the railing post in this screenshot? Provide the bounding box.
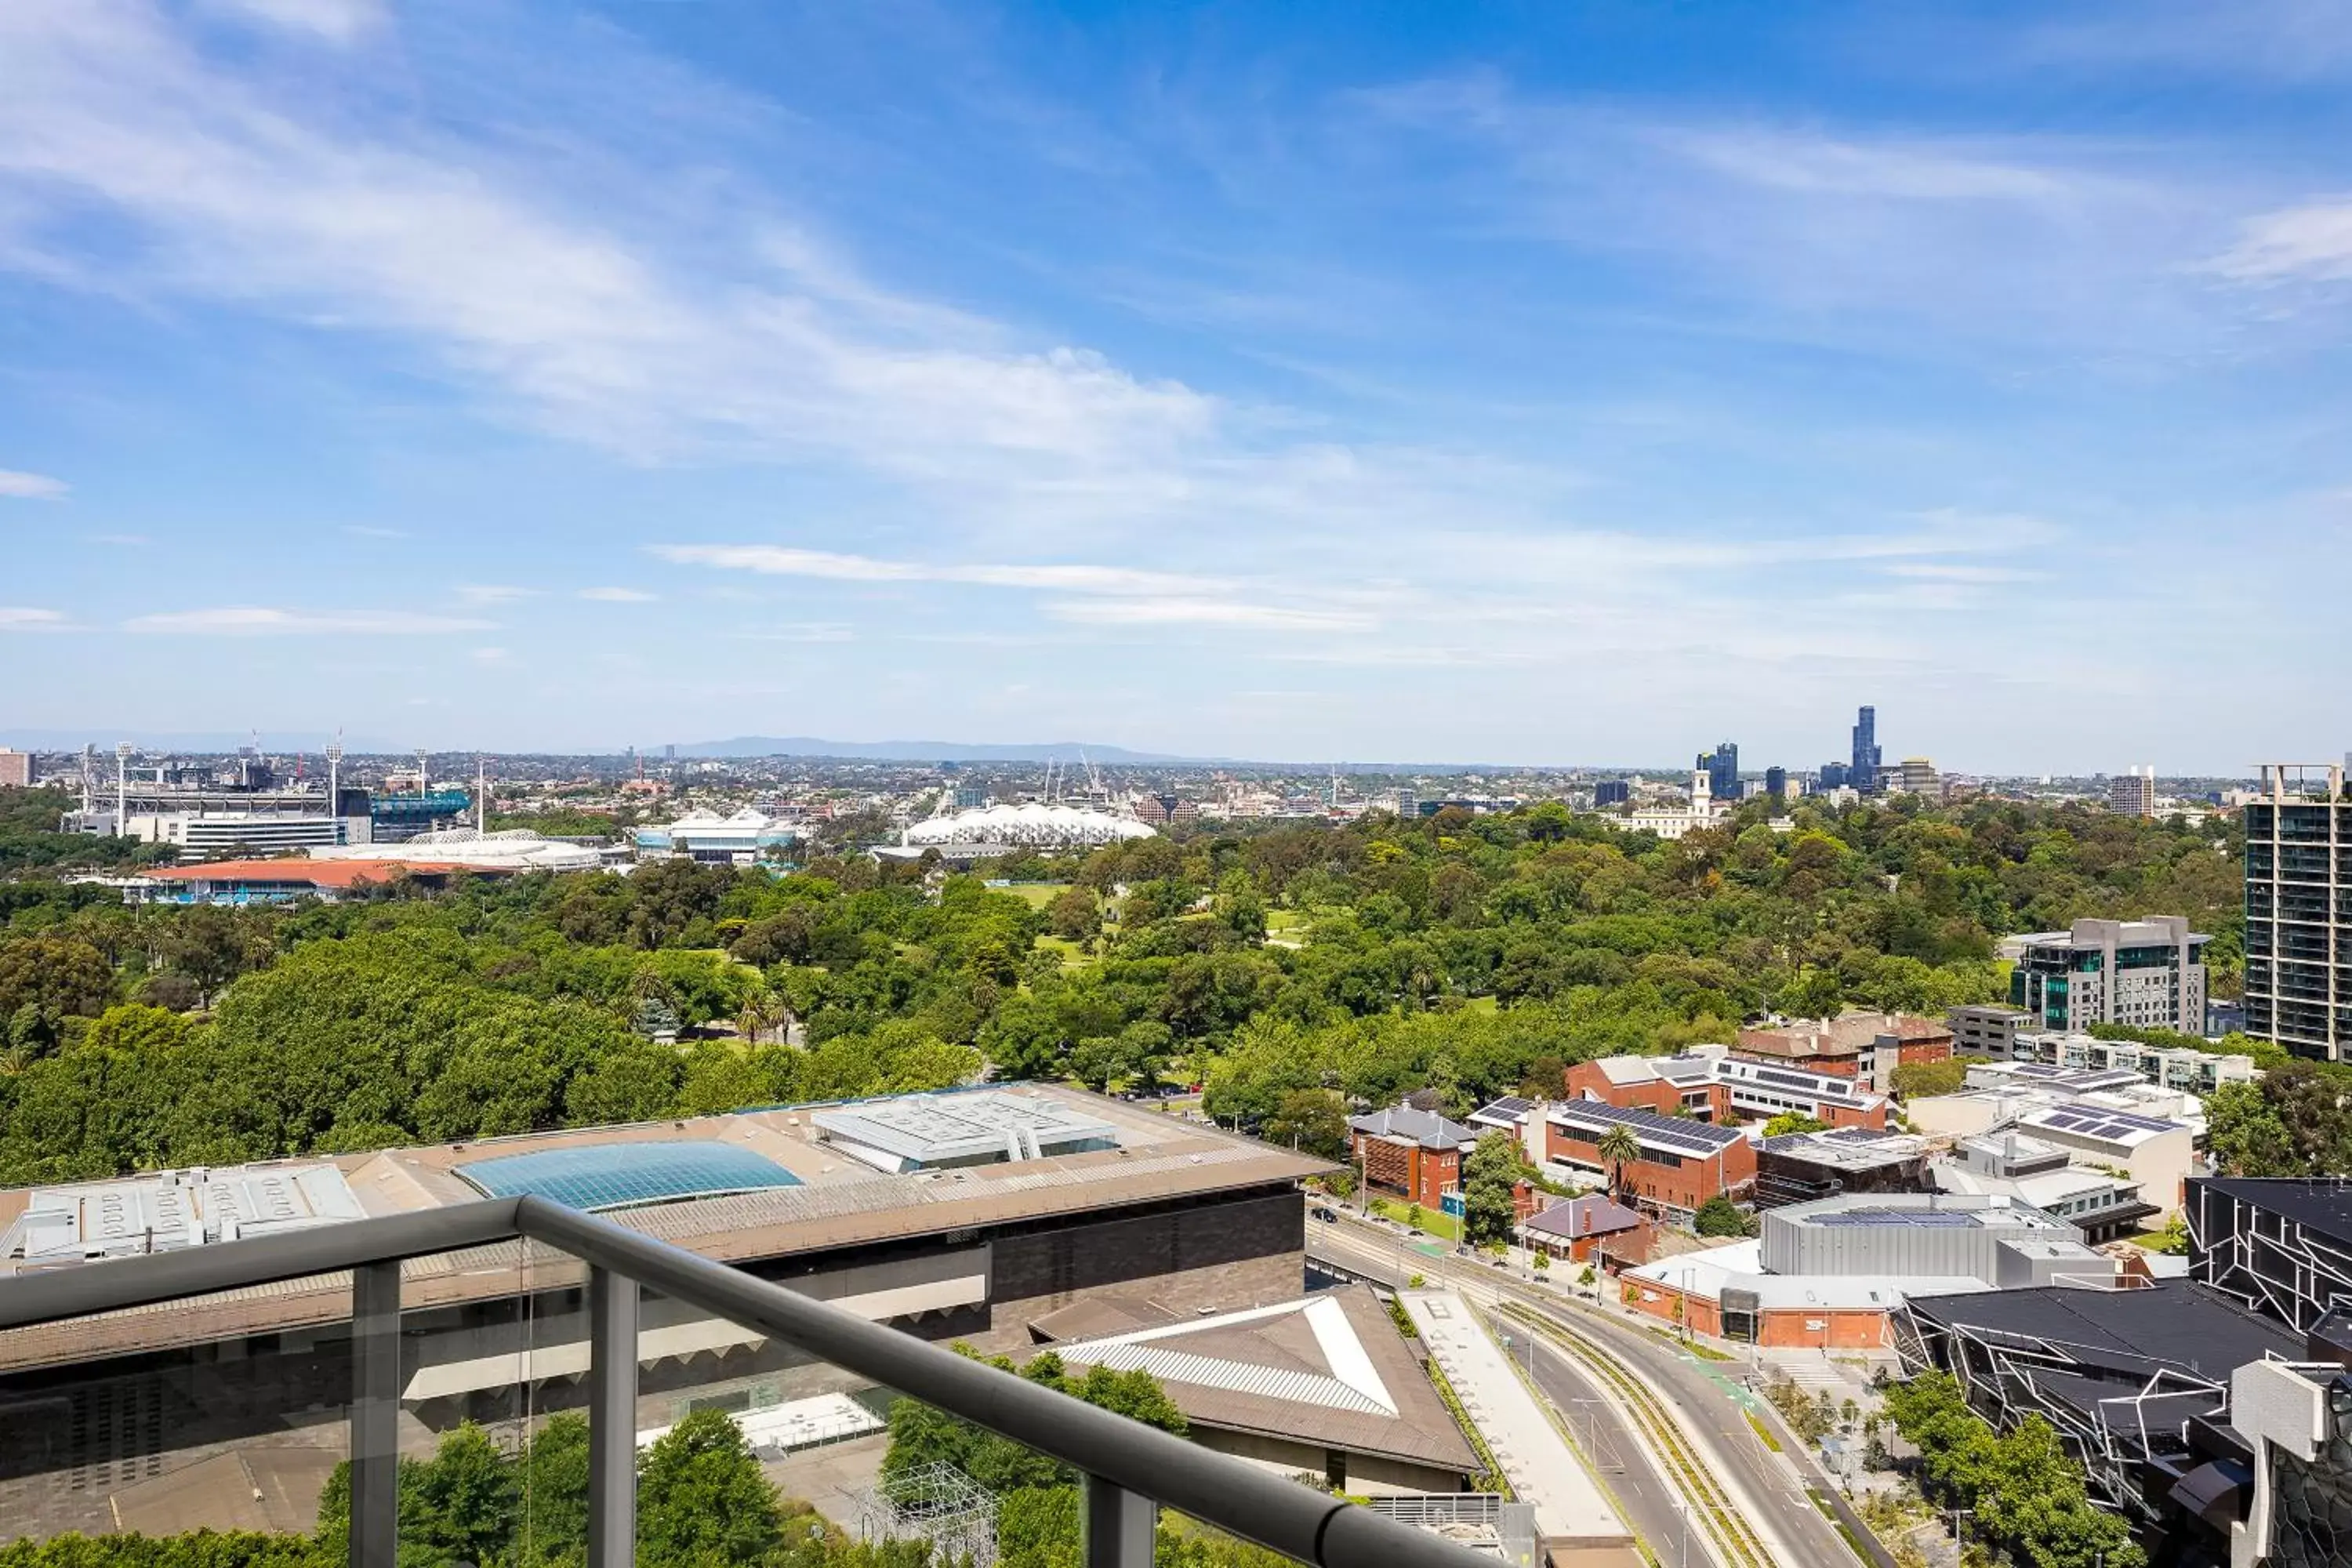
[349,1260,401,1568]
[1082,1472,1156,1567]
[586,1266,640,1568]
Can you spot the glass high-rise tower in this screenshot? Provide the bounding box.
[2243,762,2352,1060]
[1850,706,1882,794]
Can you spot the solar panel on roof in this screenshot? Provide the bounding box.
[457,1141,804,1211]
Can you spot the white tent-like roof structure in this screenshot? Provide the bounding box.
[310,827,605,873]
[901,802,1155,850]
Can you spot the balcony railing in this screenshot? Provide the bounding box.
[0,1196,1489,1568]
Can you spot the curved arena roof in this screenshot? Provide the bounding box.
[902,801,1156,849]
[310,826,606,873]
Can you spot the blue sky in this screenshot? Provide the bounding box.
[4,0,2351,770]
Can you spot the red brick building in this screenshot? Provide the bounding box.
[1538,1100,1755,1221]
[1733,1011,1953,1092]
[1555,1047,1889,1131]
[1347,1103,1478,1210]
[1518,1193,1652,1266]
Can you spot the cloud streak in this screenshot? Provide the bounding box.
[124,607,496,634]
[0,469,67,499]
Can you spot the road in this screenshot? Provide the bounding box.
[1312,1214,1882,1568]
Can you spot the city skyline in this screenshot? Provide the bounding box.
[5,2,2352,768]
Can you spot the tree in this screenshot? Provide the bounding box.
[1461,1131,1533,1247]
[1693,1193,1750,1238]
[1595,1123,1640,1203]
[1047,886,1102,943]
[1264,1088,1349,1159]
[405,1422,520,1566]
[1761,1112,1828,1138]
[636,1409,789,1568]
[1889,1058,1965,1098]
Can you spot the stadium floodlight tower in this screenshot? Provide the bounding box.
[114,741,130,837]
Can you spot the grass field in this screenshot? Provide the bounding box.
[994,882,1073,909]
[1370,1196,1463,1242]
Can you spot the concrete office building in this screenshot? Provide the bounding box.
[2242,761,2352,1061]
[0,749,31,788]
[0,1086,1323,1542]
[1928,1131,2158,1242]
[1896,757,1940,798]
[2008,916,2208,1033]
[1592,778,1630,808]
[1947,1003,2031,1058]
[1763,765,1787,800]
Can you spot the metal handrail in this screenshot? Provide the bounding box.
[0,1196,1490,1568]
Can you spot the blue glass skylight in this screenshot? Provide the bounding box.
[456,1141,802,1211]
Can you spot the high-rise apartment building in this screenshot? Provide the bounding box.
[2243,762,2352,1061]
[1850,706,1882,794]
[0,748,31,788]
[2109,768,2156,818]
[1698,741,1739,801]
[1765,765,1787,800]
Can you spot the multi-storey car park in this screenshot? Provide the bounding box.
[2242,761,2352,1060]
[0,1086,1328,1543]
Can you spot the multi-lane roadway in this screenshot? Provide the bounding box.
[1310,1210,1888,1568]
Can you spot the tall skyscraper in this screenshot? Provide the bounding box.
[1697,741,1739,801]
[2243,762,2351,1061]
[1764,765,1787,800]
[1850,706,1882,794]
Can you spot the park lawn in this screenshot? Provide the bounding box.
[1370,1196,1463,1243]
[1035,935,1095,971]
[1461,996,1499,1015]
[996,883,1072,909]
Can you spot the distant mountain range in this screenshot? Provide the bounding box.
[0,729,410,754]
[666,736,1203,764]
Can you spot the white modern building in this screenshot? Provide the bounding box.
[110,809,363,863]
[635,808,798,866]
[900,801,1156,851]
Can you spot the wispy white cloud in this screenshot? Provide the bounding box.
[455,583,539,605]
[2208,198,2352,283]
[0,3,1216,483]
[198,0,384,45]
[652,543,1226,596]
[87,532,147,546]
[729,623,855,643]
[124,607,496,634]
[657,543,1368,632]
[579,586,656,602]
[470,645,508,663]
[0,468,67,499]
[0,607,74,631]
[1044,597,1372,631]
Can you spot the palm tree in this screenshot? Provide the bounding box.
[735,981,786,1047]
[1596,1124,1641,1204]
